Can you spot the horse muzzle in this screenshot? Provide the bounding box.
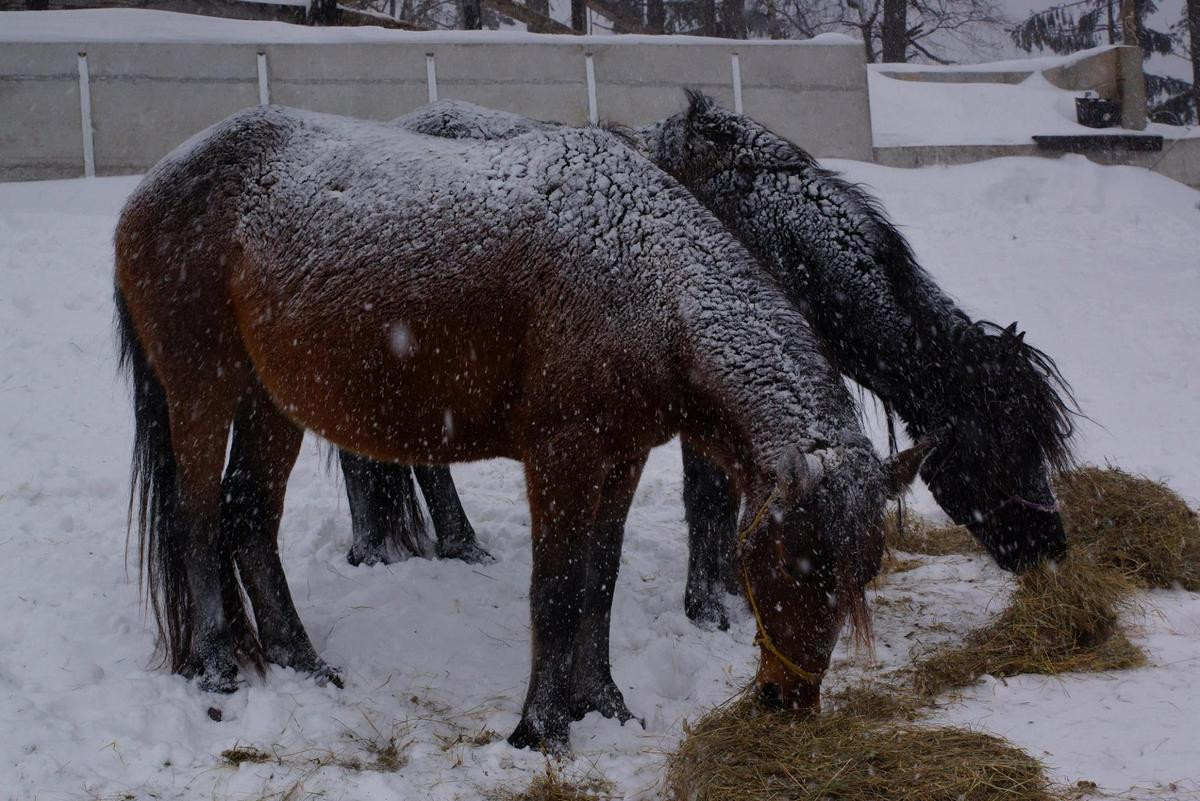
[969,499,1068,572]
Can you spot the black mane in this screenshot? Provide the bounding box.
[680,91,1077,486]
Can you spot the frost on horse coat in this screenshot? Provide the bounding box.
[378,100,1074,616]
[115,106,902,753]
[645,94,1075,577]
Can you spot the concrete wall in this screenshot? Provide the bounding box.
[0,35,872,180]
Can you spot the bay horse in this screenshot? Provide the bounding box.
[115,106,926,752]
[338,98,1075,627]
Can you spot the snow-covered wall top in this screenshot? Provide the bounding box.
[870,44,1125,76]
[0,8,858,46]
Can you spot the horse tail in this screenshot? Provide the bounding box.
[115,287,192,672]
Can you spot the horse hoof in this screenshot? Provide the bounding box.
[347,545,392,567]
[508,717,570,755]
[685,597,729,632]
[570,680,635,723]
[436,539,495,565]
[314,664,344,689]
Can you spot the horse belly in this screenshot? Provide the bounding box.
[231,272,527,464]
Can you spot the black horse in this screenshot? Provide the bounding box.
[338,97,1075,627]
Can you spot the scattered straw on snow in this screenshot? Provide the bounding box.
[884,510,980,556]
[490,762,615,801]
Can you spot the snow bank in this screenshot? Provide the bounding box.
[870,71,1110,146]
[0,157,1197,800]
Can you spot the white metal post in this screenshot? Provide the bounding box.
[731,52,743,114]
[426,53,438,103]
[585,53,598,125]
[76,52,95,178]
[257,52,270,106]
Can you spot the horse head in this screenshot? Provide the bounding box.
[919,321,1076,572]
[739,437,932,712]
[645,91,747,185]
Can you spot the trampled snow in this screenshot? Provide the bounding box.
[1,155,1198,800]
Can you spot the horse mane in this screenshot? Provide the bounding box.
[959,320,1078,473]
[598,121,642,150]
[684,90,1078,475]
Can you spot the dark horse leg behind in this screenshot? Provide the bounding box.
[341,450,492,566]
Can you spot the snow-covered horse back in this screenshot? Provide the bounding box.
[346,98,1073,628]
[114,106,922,753]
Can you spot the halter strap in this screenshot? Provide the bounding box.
[736,488,824,687]
[967,492,1059,532]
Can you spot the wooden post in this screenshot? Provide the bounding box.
[571,0,587,32]
[881,0,907,62]
[461,0,482,29]
[308,0,340,25]
[720,0,745,38]
[1189,0,1200,123]
[646,0,664,33]
[1120,0,1138,47]
[699,0,717,36]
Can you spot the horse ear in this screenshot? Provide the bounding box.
[776,446,822,505]
[684,89,714,120]
[884,437,937,498]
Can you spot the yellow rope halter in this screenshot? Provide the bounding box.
[736,488,825,686]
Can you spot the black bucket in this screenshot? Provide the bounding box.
[1075,97,1121,128]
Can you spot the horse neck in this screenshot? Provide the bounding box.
[674,252,864,488]
[690,160,982,441]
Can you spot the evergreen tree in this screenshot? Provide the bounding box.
[1012,0,1196,124]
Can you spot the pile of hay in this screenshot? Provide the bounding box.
[664,688,1058,801]
[1054,466,1200,590]
[913,552,1145,696]
[665,465,1197,801]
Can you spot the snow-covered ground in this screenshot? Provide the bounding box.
[1,156,1198,801]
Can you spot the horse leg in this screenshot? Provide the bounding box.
[681,441,739,631]
[508,453,605,754]
[569,456,646,724]
[167,393,250,693]
[224,381,342,687]
[413,465,493,563]
[342,451,433,566]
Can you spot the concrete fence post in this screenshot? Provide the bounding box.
[1115,45,1147,130]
